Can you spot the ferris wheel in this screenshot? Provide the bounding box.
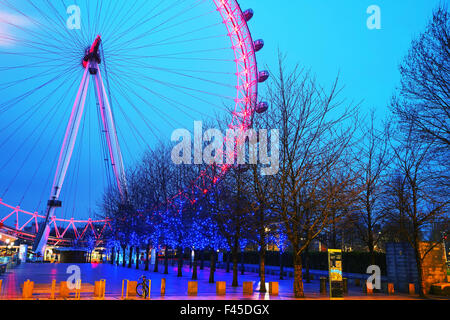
[0,0,268,254]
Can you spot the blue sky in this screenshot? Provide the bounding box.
[0,0,444,223]
[245,0,443,120]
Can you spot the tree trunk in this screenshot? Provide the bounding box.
[128,246,133,268]
[154,250,159,272]
[209,251,216,283]
[279,251,284,280]
[192,250,198,280]
[164,249,169,274]
[136,246,140,270]
[110,247,115,265]
[200,250,204,270]
[232,245,239,287]
[177,248,183,277]
[259,246,266,292]
[145,243,150,271]
[305,247,310,283]
[413,234,426,297]
[122,246,126,267]
[293,251,305,298]
[240,250,245,275]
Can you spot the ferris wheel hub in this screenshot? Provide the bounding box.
[82,35,102,74]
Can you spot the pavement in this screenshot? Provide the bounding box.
[0,262,447,300]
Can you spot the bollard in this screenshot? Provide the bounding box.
[365,282,373,295]
[320,277,327,294]
[75,280,81,300]
[343,278,348,294]
[22,280,34,299]
[388,283,394,295]
[128,281,138,297]
[161,278,166,296]
[188,281,198,296]
[28,280,35,299]
[216,281,226,296]
[0,279,2,297]
[60,281,70,299]
[94,280,106,299]
[243,281,253,295]
[121,280,129,300]
[50,280,56,300]
[102,279,106,299]
[22,280,28,299]
[147,280,152,299]
[409,283,415,295]
[269,282,279,296]
[94,281,101,297]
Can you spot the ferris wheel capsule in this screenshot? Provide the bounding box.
[255,102,269,114]
[254,39,265,52]
[243,9,254,22]
[258,70,270,83]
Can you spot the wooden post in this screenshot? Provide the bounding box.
[343,278,348,294]
[409,283,415,295]
[146,280,151,300]
[121,280,126,300]
[60,281,70,299]
[216,281,226,296]
[50,280,56,300]
[188,281,198,296]
[22,280,28,299]
[127,281,138,297]
[269,282,279,295]
[243,282,253,295]
[320,277,327,294]
[366,285,373,295]
[161,278,166,296]
[388,283,394,295]
[94,281,102,299]
[102,279,106,299]
[75,280,81,300]
[23,280,34,299]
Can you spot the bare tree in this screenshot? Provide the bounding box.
[263,54,362,298]
[392,5,450,154]
[386,125,449,296]
[353,112,391,264]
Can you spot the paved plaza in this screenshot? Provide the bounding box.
[0,262,439,300]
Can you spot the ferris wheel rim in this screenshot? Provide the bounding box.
[0,0,262,237]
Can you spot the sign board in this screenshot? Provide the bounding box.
[19,244,28,263]
[328,249,344,299]
[150,249,156,265]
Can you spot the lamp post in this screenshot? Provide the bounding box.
[442,232,448,263]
